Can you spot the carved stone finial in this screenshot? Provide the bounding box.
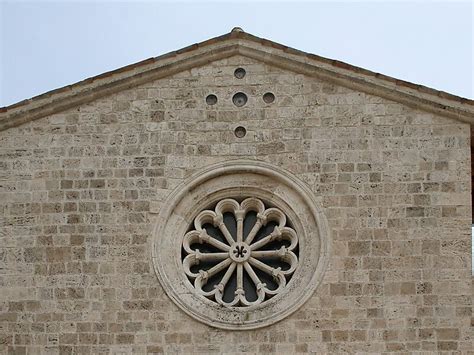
[231,27,244,33]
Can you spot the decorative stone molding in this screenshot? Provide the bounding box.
[2,30,474,131]
[152,160,330,330]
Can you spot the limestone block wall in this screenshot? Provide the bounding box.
[0,55,472,353]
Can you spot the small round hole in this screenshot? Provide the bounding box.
[234,68,246,79]
[232,92,247,107]
[206,94,217,105]
[263,92,275,104]
[234,126,247,138]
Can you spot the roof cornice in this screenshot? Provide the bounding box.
[1,29,473,131]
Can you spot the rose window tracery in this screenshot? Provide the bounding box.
[182,197,299,307]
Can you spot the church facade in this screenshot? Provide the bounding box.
[0,28,473,353]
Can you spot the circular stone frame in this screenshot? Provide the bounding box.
[152,160,330,330]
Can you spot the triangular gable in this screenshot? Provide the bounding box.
[1,27,473,131]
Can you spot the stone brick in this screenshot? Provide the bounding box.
[7,347,26,355]
[400,282,416,295]
[330,284,347,296]
[436,328,459,340]
[123,301,153,310]
[78,333,97,344]
[348,241,370,256]
[371,241,391,256]
[437,341,458,351]
[147,345,164,353]
[46,247,71,262]
[116,333,134,344]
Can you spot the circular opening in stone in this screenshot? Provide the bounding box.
[153,159,330,330]
[181,197,300,307]
[234,68,246,79]
[206,94,218,105]
[232,92,248,107]
[234,126,247,138]
[263,92,275,104]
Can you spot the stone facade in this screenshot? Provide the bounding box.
[0,32,473,353]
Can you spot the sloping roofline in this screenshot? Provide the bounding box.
[1,27,473,131]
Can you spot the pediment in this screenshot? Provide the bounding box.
[1,28,473,131]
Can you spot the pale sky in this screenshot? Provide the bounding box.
[0,0,473,107]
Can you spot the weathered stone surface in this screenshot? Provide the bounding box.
[0,53,472,352]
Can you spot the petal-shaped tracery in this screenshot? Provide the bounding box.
[240,197,265,215]
[262,208,286,228]
[183,229,230,253]
[216,199,245,243]
[248,257,287,295]
[194,258,233,297]
[215,198,241,215]
[182,197,299,307]
[240,262,266,306]
[194,210,217,230]
[250,226,298,251]
[251,248,298,275]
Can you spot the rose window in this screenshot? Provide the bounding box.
[182,197,299,307]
